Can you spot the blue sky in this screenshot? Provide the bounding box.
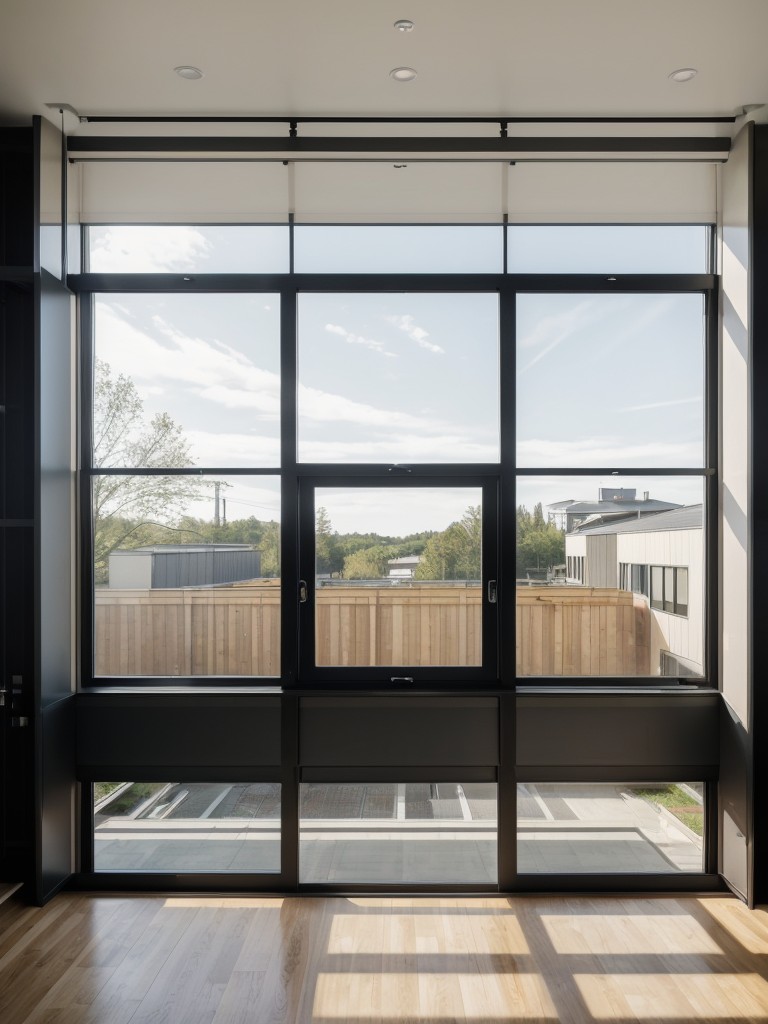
[92,225,707,534]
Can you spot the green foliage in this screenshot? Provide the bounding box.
[630,784,704,837]
[343,544,392,579]
[316,506,343,576]
[516,503,565,578]
[93,360,203,583]
[95,782,166,816]
[415,505,481,581]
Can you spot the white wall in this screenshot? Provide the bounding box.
[616,529,704,673]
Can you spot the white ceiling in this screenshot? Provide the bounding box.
[2,0,767,130]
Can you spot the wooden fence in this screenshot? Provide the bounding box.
[95,582,649,677]
[516,586,650,676]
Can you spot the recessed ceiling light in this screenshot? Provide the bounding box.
[668,68,697,83]
[394,19,414,32]
[174,66,204,80]
[390,66,417,82]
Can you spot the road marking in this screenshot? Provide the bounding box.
[201,785,234,819]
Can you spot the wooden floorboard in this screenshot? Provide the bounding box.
[1,893,767,1023]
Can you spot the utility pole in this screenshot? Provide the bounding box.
[222,498,227,527]
[214,482,221,528]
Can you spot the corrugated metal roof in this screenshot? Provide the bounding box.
[575,504,703,535]
[563,499,681,515]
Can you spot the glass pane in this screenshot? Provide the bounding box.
[516,476,704,678]
[315,487,482,667]
[651,565,664,610]
[300,782,497,884]
[298,293,499,463]
[664,566,675,612]
[88,225,289,273]
[94,294,280,468]
[518,782,704,873]
[676,567,689,615]
[516,293,705,468]
[507,225,709,274]
[94,782,280,872]
[94,475,280,677]
[294,225,503,273]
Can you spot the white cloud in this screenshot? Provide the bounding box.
[185,430,280,467]
[385,314,444,354]
[618,396,702,413]
[299,432,499,464]
[518,300,596,371]
[517,437,702,468]
[298,384,443,431]
[315,485,482,536]
[96,303,281,419]
[324,323,396,357]
[89,226,211,273]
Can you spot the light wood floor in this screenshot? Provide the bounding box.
[1,893,768,1023]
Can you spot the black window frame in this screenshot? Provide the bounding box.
[72,224,718,691]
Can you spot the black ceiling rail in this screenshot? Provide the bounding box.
[76,114,738,124]
[67,135,731,156]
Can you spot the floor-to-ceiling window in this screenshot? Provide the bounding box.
[73,221,718,891]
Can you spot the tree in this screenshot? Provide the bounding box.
[92,359,202,583]
[515,503,565,578]
[315,506,342,576]
[414,506,482,581]
[343,544,392,579]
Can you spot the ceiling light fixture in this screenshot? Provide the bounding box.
[668,68,697,83]
[390,66,417,82]
[394,19,414,32]
[173,66,204,80]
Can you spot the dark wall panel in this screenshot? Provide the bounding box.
[0,128,34,267]
[39,271,73,708]
[299,696,499,767]
[38,698,75,902]
[76,694,282,770]
[517,693,719,775]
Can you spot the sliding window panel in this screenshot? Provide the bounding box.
[93,293,281,468]
[300,782,497,885]
[297,292,500,464]
[518,782,704,874]
[515,476,705,679]
[92,475,280,678]
[94,782,280,873]
[516,293,705,469]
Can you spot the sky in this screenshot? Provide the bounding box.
[91,224,708,535]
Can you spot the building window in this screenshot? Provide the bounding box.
[650,565,689,617]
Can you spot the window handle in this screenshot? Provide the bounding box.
[299,579,309,604]
[487,580,498,604]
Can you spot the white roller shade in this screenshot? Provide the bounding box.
[80,161,290,223]
[79,156,717,224]
[293,161,505,224]
[505,162,717,223]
